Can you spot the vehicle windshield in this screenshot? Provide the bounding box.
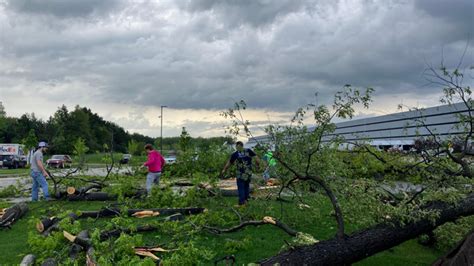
[51,155,63,159]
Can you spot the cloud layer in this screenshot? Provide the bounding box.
[0,0,472,137]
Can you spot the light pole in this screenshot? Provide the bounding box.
[160,105,167,154]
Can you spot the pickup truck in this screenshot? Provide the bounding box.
[0,143,28,169]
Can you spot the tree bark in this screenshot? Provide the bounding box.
[69,230,90,259]
[0,202,28,229]
[260,193,474,266]
[20,254,36,266]
[63,230,92,248]
[70,207,206,219]
[41,258,58,266]
[67,192,117,201]
[36,217,60,233]
[433,230,474,266]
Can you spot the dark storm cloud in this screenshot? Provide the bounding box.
[176,0,307,27]
[3,0,124,18]
[0,0,472,114]
[415,0,473,32]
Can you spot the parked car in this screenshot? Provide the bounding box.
[47,155,72,168]
[119,154,132,164]
[164,155,177,164]
[0,143,28,169]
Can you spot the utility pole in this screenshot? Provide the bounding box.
[160,105,167,154]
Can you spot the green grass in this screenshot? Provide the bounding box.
[0,168,29,176]
[0,192,446,265]
[0,201,109,264]
[356,240,443,266]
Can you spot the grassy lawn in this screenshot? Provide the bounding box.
[0,191,445,265]
[0,168,29,176]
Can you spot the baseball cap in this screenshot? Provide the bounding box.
[38,141,48,147]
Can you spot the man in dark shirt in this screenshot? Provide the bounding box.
[221,141,261,205]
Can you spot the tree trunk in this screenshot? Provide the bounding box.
[41,258,58,266]
[20,254,36,266]
[0,202,28,228]
[36,217,60,233]
[63,230,92,248]
[260,194,474,265]
[67,192,117,201]
[433,230,474,266]
[69,230,91,259]
[69,207,206,219]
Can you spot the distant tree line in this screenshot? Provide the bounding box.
[0,103,234,155]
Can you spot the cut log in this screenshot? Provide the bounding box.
[68,192,117,201]
[260,193,474,265]
[20,254,36,266]
[38,207,206,237]
[132,210,160,218]
[54,190,67,199]
[67,186,76,195]
[41,258,57,266]
[72,207,205,219]
[0,202,28,229]
[433,230,474,266]
[69,230,90,259]
[41,221,60,236]
[57,187,144,201]
[165,213,184,222]
[127,207,206,217]
[63,230,92,248]
[36,217,60,233]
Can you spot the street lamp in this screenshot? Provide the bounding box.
[159,105,167,154]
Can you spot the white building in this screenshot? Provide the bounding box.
[247,102,472,152]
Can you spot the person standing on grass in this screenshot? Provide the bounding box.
[142,144,166,194]
[30,141,50,201]
[262,149,277,183]
[221,141,261,206]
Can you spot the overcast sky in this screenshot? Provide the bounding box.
[0,0,472,138]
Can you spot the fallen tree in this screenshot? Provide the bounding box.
[433,229,474,266]
[202,216,298,237]
[260,193,474,265]
[37,207,206,235]
[70,207,206,219]
[63,230,97,266]
[0,202,28,229]
[52,186,147,201]
[100,213,185,240]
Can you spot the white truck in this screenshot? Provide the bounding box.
[0,143,28,169]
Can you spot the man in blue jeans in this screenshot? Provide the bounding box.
[221,141,261,206]
[30,141,50,201]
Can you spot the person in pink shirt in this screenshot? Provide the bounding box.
[142,144,166,194]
